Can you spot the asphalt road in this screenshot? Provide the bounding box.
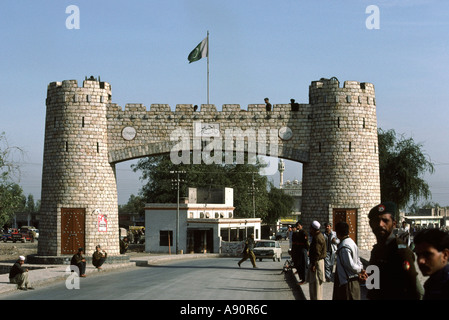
[0,255,296,300]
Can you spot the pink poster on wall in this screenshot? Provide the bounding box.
[98,212,107,232]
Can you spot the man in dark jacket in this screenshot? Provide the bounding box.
[368,202,423,300]
[9,256,34,290]
[92,245,108,269]
[71,247,87,277]
[291,221,309,283]
[238,233,257,268]
[414,228,449,299]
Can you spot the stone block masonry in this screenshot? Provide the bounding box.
[38,76,380,260]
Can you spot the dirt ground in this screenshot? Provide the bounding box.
[0,241,38,262]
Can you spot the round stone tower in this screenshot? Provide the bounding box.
[38,77,120,259]
[301,77,380,250]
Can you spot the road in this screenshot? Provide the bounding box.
[0,255,297,300]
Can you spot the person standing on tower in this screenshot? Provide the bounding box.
[264,97,272,111]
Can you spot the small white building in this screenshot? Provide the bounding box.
[145,187,261,254]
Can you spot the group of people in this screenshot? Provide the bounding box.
[8,245,108,290]
[285,201,449,300]
[264,98,300,112]
[288,220,328,299]
[127,228,145,244]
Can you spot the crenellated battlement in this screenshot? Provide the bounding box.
[310,77,375,91]
[309,77,376,106]
[47,78,111,91]
[46,78,112,105]
[106,102,311,116]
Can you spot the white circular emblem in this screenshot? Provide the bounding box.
[122,126,137,141]
[278,127,293,141]
[378,205,386,212]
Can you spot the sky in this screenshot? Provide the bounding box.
[1,0,448,207]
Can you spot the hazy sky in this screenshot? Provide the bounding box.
[1,0,448,206]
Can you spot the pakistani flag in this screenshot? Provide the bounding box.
[188,37,208,63]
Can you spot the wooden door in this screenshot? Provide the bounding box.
[61,208,85,254]
[333,208,357,243]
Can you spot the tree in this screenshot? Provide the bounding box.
[378,128,434,213]
[0,132,25,227]
[118,194,145,216]
[132,153,271,220]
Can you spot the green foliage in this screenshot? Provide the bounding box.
[378,128,434,212]
[265,182,295,225]
[0,132,25,226]
[118,194,145,215]
[0,183,26,226]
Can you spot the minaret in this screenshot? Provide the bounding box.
[278,159,285,189]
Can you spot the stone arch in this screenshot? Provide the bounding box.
[38,77,380,261]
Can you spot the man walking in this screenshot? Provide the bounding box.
[238,233,257,268]
[308,221,326,300]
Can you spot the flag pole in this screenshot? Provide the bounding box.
[207,30,209,105]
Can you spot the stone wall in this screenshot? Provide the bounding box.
[40,77,381,256]
[302,78,380,249]
[40,79,119,256]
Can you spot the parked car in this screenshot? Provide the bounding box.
[19,226,38,241]
[253,240,282,262]
[1,233,12,242]
[2,231,31,243]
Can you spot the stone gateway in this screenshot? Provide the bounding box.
[37,76,380,260]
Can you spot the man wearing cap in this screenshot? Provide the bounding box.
[308,221,327,300]
[92,245,107,270]
[367,202,423,300]
[9,256,34,290]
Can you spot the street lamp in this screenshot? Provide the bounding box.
[248,172,259,218]
[171,170,185,254]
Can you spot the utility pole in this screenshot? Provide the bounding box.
[171,170,185,254]
[248,172,258,218]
